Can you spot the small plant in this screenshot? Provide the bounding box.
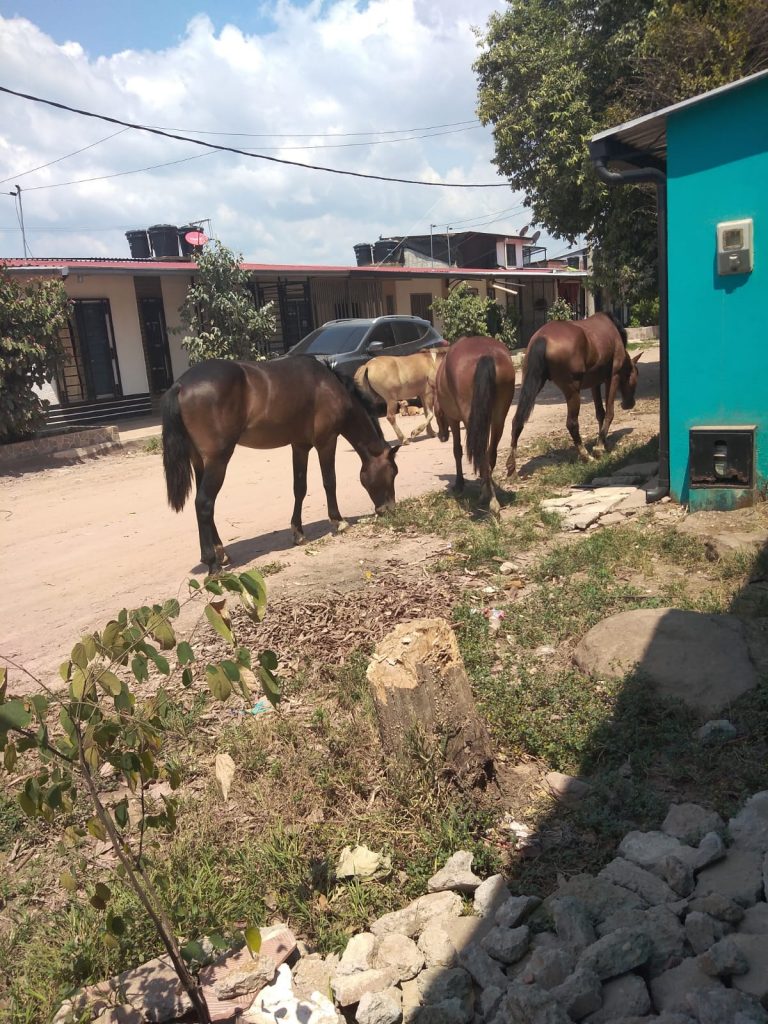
[0,569,279,1024]
[546,296,574,321]
[629,296,660,327]
[141,435,162,454]
[431,282,509,343]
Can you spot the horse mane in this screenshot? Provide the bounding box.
[604,311,628,349]
[327,365,386,442]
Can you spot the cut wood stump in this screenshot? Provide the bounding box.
[366,617,494,789]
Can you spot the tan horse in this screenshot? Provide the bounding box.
[354,348,446,443]
[433,336,516,512]
[508,312,641,474]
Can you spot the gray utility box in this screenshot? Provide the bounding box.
[689,426,756,488]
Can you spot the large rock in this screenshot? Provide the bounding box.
[337,933,376,976]
[649,958,726,1014]
[551,897,596,952]
[577,927,652,980]
[550,968,603,1020]
[494,982,573,1024]
[356,989,402,1024]
[662,803,726,845]
[427,851,481,894]
[548,874,646,925]
[370,891,462,938]
[729,791,768,853]
[495,894,541,929]
[415,966,472,1006]
[584,973,650,1023]
[573,608,759,714]
[332,969,396,1007]
[480,924,530,965]
[473,875,510,917]
[686,986,768,1024]
[739,903,768,934]
[693,848,764,907]
[597,857,678,906]
[730,934,768,1005]
[597,905,686,977]
[374,933,424,982]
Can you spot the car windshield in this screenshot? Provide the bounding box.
[295,323,369,355]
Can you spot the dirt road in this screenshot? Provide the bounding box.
[1,354,659,685]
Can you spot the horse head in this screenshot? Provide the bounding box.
[360,443,401,515]
[620,351,643,410]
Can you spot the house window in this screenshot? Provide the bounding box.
[506,243,517,266]
[410,293,433,323]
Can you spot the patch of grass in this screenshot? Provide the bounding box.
[140,435,162,454]
[519,434,660,496]
[259,561,284,576]
[0,793,26,853]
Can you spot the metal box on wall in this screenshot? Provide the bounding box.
[689,426,755,488]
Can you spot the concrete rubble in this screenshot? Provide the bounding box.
[54,791,768,1024]
[540,461,659,531]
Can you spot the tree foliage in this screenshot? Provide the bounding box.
[178,241,277,364]
[0,569,279,1024]
[0,269,70,443]
[475,0,768,302]
[431,283,519,348]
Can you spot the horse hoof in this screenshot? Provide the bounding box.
[335,519,349,534]
[490,497,501,515]
[292,529,305,545]
[215,546,231,567]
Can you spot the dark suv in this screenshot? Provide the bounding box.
[287,315,446,376]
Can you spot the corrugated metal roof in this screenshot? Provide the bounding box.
[590,69,768,161]
[0,256,587,279]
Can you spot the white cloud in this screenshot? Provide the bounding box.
[0,2,545,264]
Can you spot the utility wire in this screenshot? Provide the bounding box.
[146,118,481,138]
[22,150,215,191]
[0,85,509,188]
[0,128,130,185]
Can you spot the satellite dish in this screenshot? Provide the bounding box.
[184,230,209,247]
[519,225,529,236]
[529,230,541,245]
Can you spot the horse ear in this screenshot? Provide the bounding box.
[388,443,402,461]
[632,351,644,366]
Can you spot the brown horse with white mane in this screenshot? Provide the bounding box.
[508,312,641,474]
[162,356,399,573]
[433,336,516,512]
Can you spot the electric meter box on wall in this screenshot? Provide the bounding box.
[716,218,753,275]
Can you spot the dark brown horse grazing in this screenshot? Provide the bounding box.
[433,336,516,512]
[162,356,400,573]
[508,312,641,474]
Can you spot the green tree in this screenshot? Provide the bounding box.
[547,297,575,321]
[474,0,768,302]
[0,269,70,443]
[178,241,277,364]
[431,283,518,347]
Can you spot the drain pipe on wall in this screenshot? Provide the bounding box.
[589,153,670,503]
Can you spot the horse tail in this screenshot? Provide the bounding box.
[162,383,193,512]
[466,355,496,474]
[514,335,549,431]
[352,365,387,420]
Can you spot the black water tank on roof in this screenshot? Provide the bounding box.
[354,243,373,266]
[148,224,180,258]
[125,230,151,259]
[373,239,400,264]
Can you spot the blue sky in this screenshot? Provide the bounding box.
[0,1,562,263]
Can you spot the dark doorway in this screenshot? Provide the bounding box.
[138,296,173,392]
[72,299,120,400]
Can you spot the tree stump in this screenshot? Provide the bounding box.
[366,617,494,789]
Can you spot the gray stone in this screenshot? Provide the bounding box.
[650,958,725,1014]
[495,983,572,1024]
[598,857,678,906]
[457,945,508,990]
[686,986,768,1024]
[578,927,652,980]
[416,966,472,1006]
[427,851,482,894]
[544,771,592,805]
[584,973,650,1023]
[495,894,541,929]
[332,969,397,1007]
[473,875,510,918]
[697,719,737,742]
[338,933,377,975]
[516,945,577,990]
[729,791,768,853]
[639,906,688,977]
[427,913,488,954]
[685,910,727,954]
[573,608,759,715]
[292,953,339,1002]
[731,933,768,1005]
[693,830,727,871]
[413,999,470,1024]
[478,986,504,1021]
[417,924,457,968]
[698,936,750,977]
[371,891,462,938]
[551,874,646,924]
[401,978,420,1024]
[739,903,768,934]
[694,848,764,907]
[661,855,695,898]
[550,968,603,1020]
[480,924,529,964]
[687,892,745,924]
[552,897,597,951]
[212,952,278,999]
[375,933,424,982]
[356,988,402,1024]
[662,803,726,846]
[618,829,685,869]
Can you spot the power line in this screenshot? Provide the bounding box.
[23,150,214,191]
[0,128,130,185]
[0,85,509,189]
[147,118,481,138]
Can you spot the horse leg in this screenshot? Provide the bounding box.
[290,444,310,544]
[600,374,620,451]
[386,400,406,444]
[317,436,348,533]
[565,390,593,462]
[451,420,465,494]
[194,454,232,574]
[194,463,230,567]
[507,408,525,477]
[592,385,607,454]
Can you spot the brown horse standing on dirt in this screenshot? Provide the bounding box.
[508,312,641,474]
[433,336,516,511]
[162,356,400,573]
[354,348,446,443]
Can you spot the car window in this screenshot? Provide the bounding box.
[366,323,397,348]
[297,323,369,354]
[393,322,422,344]
[417,325,441,344]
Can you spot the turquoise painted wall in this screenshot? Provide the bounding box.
[667,76,768,507]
